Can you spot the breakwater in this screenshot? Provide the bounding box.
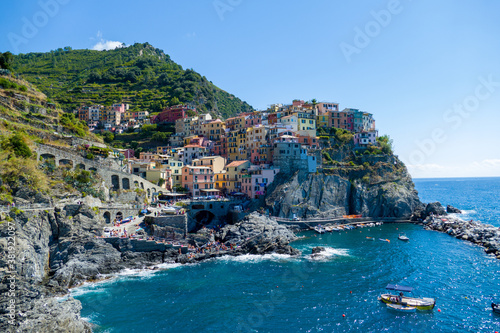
[424,215,500,259]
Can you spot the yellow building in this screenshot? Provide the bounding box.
[192,156,226,173]
[316,113,330,128]
[225,160,250,192]
[236,129,247,160]
[214,170,227,191]
[165,159,184,187]
[201,119,225,142]
[227,130,239,162]
[295,112,317,137]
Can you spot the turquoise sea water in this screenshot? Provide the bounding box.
[73,177,500,332]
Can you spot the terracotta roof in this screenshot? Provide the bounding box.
[184,144,206,149]
[226,160,249,167]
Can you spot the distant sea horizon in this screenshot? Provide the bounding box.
[413,176,500,227]
[413,176,500,180]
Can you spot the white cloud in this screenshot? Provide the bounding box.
[92,40,124,51]
[90,31,125,51]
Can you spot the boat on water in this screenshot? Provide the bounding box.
[314,225,326,234]
[379,284,436,311]
[398,234,410,241]
[386,303,416,313]
[492,302,500,314]
[379,238,390,242]
[366,236,375,241]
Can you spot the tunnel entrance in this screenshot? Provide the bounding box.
[192,210,216,233]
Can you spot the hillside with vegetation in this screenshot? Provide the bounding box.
[10,43,254,118]
[0,69,106,205]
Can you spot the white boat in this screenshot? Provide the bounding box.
[314,225,326,234]
[398,234,410,241]
[379,284,436,311]
[387,303,416,313]
[162,206,177,215]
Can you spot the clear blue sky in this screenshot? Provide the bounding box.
[1,0,500,178]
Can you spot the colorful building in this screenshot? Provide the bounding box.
[181,165,215,197]
[154,105,193,123]
[225,160,250,193]
[354,130,378,147]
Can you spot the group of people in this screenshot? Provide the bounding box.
[195,241,237,254]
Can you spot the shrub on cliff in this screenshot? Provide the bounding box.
[0,155,49,193]
[377,135,394,154]
[1,133,32,158]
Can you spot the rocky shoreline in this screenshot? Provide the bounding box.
[1,182,494,332]
[423,214,500,259]
[0,207,298,332]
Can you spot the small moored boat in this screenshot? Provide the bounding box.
[379,284,435,311]
[386,303,416,313]
[398,234,410,241]
[492,302,500,314]
[314,225,326,234]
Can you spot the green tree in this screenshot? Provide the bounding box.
[103,131,114,143]
[7,133,32,158]
[151,132,168,142]
[0,52,13,70]
[377,135,394,154]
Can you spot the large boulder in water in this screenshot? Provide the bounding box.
[312,246,326,254]
[217,212,299,255]
[447,205,462,214]
[425,202,447,216]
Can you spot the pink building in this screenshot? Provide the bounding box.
[317,102,339,114]
[329,111,354,131]
[245,114,262,128]
[354,130,378,147]
[181,165,216,197]
[241,166,280,199]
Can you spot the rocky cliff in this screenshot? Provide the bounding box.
[265,154,423,219]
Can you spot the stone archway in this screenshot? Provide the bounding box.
[103,211,111,224]
[134,180,139,188]
[140,182,144,189]
[89,167,97,172]
[40,153,56,161]
[59,159,73,168]
[122,177,130,190]
[111,175,120,190]
[76,163,85,170]
[147,188,151,198]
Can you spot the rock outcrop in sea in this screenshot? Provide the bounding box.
[217,212,299,255]
[265,155,423,219]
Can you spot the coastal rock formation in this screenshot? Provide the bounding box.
[0,202,304,331]
[217,212,299,255]
[311,247,326,254]
[447,205,462,214]
[16,297,92,333]
[425,202,447,216]
[265,155,423,219]
[424,216,500,258]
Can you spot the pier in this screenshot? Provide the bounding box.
[274,216,412,228]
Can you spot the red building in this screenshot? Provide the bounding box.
[154,105,194,123]
[267,113,277,125]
